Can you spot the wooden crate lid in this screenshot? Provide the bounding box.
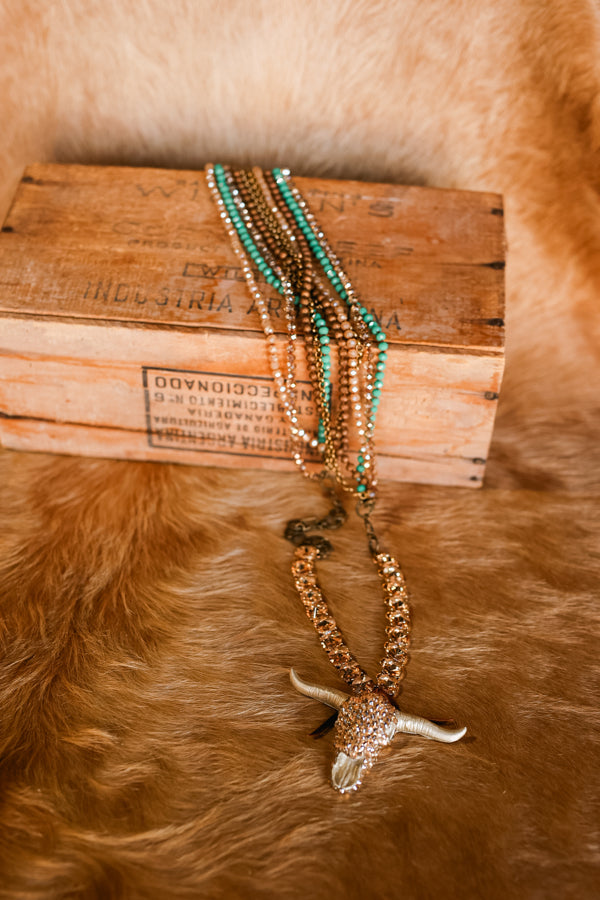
[0,163,504,355]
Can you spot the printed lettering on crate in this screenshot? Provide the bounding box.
[0,164,505,486]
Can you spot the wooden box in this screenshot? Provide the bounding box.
[0,163,505,487]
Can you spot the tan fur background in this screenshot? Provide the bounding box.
[1,1,599,897]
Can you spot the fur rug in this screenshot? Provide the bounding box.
[0,1,599,897]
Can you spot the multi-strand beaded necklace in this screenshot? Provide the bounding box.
[206,164,466,793]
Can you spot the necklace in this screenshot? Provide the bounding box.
[205,164,466,792]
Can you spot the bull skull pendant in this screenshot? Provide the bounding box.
[289,538,467,792]
[291,669,467,793]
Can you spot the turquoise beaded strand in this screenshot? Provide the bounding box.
[272,168,388,441]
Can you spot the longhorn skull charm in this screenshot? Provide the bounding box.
[291,669,467,793]
[288,545,467,792]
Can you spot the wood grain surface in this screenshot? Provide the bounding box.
[0,163,505,485]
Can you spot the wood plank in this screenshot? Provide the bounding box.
[0,163,505,351]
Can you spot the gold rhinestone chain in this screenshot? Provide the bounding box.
[292,544,411,697]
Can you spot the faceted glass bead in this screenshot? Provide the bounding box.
[376,673,401,694]
[316,616,336,635]
[384,641,409,662]
[380,659,403,677]
[331,647,352,666]
[321,632,343,652]
[386,625,410,643]
[295,575,316,588]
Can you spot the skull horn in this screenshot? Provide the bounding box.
[290,668,349,710]
[395,711,467,743]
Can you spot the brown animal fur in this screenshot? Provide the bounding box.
[0,1,599,897]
